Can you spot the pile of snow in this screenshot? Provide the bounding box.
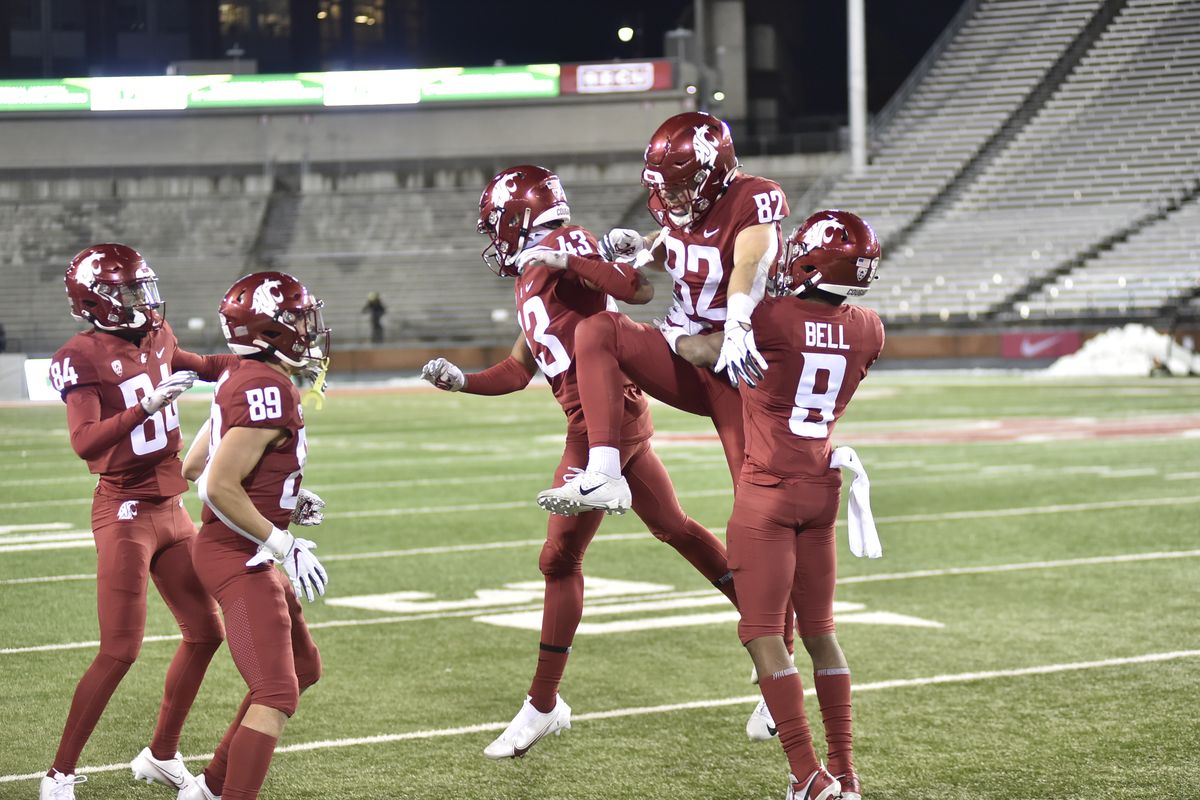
[1045,323,1200,377]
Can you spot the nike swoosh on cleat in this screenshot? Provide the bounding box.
[578,484,603,496]
[766,724,778,737]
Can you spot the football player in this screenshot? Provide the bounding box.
[42,244,233,800]
[536,110,788,517]
[179,272,331,800]
[422,165,738,759]
[677,210,884,800]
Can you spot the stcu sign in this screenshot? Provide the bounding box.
[561,61,674,94]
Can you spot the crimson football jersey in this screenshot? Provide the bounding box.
[200,359,307,551]
[51,321,205,498]
[739,297,884,482]
[516,225,651,441]
[659,173,790,331]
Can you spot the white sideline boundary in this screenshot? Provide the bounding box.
[2,648,1198,784]
[3,548,1199,654]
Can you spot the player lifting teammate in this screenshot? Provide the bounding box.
[179,272,331,800]
[680,210,884,800]
[422,165,738,759]
[42,244,233,800]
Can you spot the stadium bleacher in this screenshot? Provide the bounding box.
[5,0,1200,354]
[808,0,1200,323]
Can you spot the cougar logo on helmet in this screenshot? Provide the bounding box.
[74,255,103,288]
[801,219,846,250]
[490,173,521,208]
[251,279,284,316]
[692,125,720,169]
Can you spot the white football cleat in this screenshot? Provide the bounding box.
[483,695,572,759]
[40,771,86,800]
[537,469,631,516]
[177,773,220,800]
[746,698,779,741]
[131,747,192,791]
[786,767,840,800]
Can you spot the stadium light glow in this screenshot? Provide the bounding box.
[617,26,634,42]
[685,84,697,94]
[712,90,725,102]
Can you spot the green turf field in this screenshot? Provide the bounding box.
[1,374,1198,799]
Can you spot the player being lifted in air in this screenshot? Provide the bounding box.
[677,210,884,800]
[42,244,234,800]
[178,272,331,800]
[421,165,739,759]
[536,110,789,514]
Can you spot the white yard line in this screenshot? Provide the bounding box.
[4,548,1198,654]
[2,648,1197,783]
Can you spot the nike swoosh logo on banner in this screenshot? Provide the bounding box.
[579,484,603,496]
[155,348,165,358]
[703,228,720,238]
[1019,336,1061,358]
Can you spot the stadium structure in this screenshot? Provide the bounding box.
[0,0,1197,385]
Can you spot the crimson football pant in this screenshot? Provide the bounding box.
[192,535,322,797]
[51,493,224,776]
[575,312,746,481]
[529,435,736,712]
[573,311,803,652]
[728,478,852,776]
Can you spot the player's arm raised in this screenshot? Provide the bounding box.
[421,333,537,395]
[63,373,196,460]
[173,346,239,382]
[714,222,779,387]
[517,248,653,305]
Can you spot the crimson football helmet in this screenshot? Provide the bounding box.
[219,271,330,368]
[771,210,881,299]
[64,243,164,332]
[477,165,571,277]
[642,111,739,231]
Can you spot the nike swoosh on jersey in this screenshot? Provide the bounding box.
[703,228,720,238]
[155,348,165,358]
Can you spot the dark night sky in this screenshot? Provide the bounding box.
[419,0,967,114]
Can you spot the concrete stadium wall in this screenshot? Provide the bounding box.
[0,95,695,171]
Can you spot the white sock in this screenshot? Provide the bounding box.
[586,446,621,478]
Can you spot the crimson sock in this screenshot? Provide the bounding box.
[814,668,854,776]
[221,726,278,800]
[149,640,222,760]
[759,667,820,780]
[203,692,253,795]
[575,314,624,449]
[51,653,133,775]
[528,572,582,712]
[666,518,739,607]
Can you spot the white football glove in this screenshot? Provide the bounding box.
[713,293,767,388]
[141,370,198,415]
[421,358,464,392]
[515,247,568,272]
[653,299,710,355]
[246,527,328,602]
[599,228,645,263]
[290,489,326,526]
